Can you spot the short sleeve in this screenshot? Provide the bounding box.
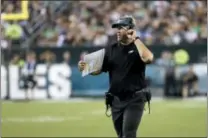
[101,47,110,72]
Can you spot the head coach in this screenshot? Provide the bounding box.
[78,15,154,138]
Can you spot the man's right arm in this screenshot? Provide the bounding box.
[90,47,109,76]
[90,70,102,75]
[78,61,102,76]
[78,47,110,76]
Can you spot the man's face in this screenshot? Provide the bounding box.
[63,52,71,61]
[27,55,32,62]
[13,55,20,61]
[27,54,35,62]
[116,26,129,42]
[188,66,194,74]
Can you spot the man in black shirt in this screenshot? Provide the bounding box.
[78,15,154,138]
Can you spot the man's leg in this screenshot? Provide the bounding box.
[31,79,37,100]
[164,80,171,96]
[112,110,124,138]
[24,81,29,100]
[111,95,128,138]
[182,84,188,98]
[192,82,199,96]
[122,101,145,138]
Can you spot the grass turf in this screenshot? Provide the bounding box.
[2,98,206,137]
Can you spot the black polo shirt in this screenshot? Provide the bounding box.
[101,42,147,96]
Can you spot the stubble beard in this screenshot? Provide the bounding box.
[118,36,133,45]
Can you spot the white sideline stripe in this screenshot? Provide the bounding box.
[1,109,105,123]
[2,97,206,123]
[167,103,206,108]
[1,97,163,103]
[2,116,83,123]
[2,101,205,123]
[2,97,206,104]
[2,109,108,123]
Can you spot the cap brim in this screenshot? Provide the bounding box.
[112,23,120,28]
[111,19,128,28]
[112,23,129,28]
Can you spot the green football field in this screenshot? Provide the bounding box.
[2,98,206,137]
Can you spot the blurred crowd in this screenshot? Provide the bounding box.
[1,0,207,48]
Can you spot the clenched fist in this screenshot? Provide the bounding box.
[78,60,86,72]
[127,29,137,40]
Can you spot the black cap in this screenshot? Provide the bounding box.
[112,16,136,29]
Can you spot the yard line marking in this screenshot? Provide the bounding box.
[2,116,83,123]
[2,97,206,104]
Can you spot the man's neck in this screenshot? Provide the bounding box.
[120,39,134,46]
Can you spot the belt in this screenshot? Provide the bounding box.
[116,88,149,100]
[134,88,150,95]
[131,88,151,114]
[105,88,151,117]
[136,88,151,114]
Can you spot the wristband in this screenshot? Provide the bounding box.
[134,37,140,41]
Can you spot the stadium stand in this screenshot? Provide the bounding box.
[1,1,207,48]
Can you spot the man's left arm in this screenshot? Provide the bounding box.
[134,38,154,64]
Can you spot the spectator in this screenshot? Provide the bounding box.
[80,51,89,61]
[38,23,58,47]
[156,51,177,97]
[181,65,199,98]
[62,51,71,65]
[1,24,9,49]
[93,28,108,47]
[10,54,21,65]
[55,17,69,47]
[40,51,56,64]
[10,54,25,67]
[4,21,24,46]
[1,1,207,47]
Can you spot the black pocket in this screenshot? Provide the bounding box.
[145,91,152,102]
[105,92,114,106]
[105,92,114,117]
[144,89,151,114]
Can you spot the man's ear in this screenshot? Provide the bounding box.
[127,29,134,35]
